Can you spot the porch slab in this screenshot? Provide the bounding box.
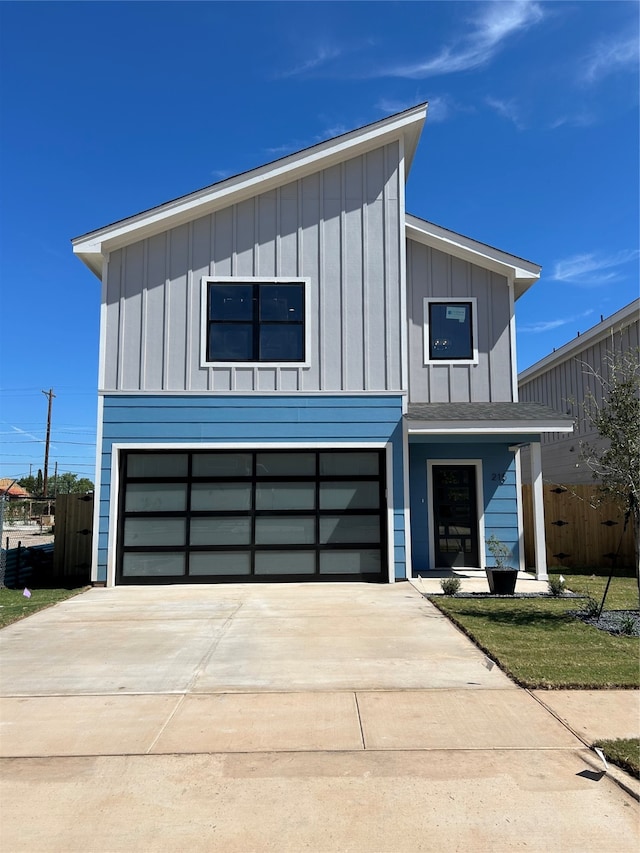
[357,689,581,750]
[532,690,640,743]
[151,692,364,754]
[0,695,180,757]
[411,569,550,596]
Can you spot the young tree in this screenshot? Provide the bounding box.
[18,472,94,496]
[580,345,640,590]
[54,473,94,495]
[18,470,44,497]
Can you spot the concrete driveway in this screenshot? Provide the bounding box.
[1,582,638,852]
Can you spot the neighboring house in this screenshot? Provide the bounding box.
[519,299,640,485]
[0,479,32,500]
[72,104,571,587]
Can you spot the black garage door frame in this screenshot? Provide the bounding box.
[116,448,388,584]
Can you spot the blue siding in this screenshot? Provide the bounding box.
[97,394,406,582]
[409,441,520,573]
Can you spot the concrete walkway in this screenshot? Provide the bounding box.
[1,583,638,852]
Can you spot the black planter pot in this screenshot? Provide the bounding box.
[485,568,518,595]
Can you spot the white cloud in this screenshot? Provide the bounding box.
[549,113,596,130]
[520,310,594,334]
[263,123,348,159]
[10,425,44,443]
[376,95,469,124]
[485,96,524,129]
[376,97,421,115]
[582,34,639,84]
[264,142,304,157]
[381,1,544,78]
[551,250,640,286]
[317,124,347,140]
[425,96,459,124]
[277,44,343,79]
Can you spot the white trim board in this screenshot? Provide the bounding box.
[98,390,408,398]
[407,423,574,435]
[73,105,427,278]
[200,276,312,369]
[423,297,479,366]
[406,215,540,299]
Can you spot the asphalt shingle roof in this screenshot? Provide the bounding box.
[405,402,573,424]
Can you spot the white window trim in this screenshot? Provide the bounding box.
[200,276,312,369]
[423,296,479,366]
[426,459,485,571]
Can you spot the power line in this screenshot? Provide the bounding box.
[0,440,96,446]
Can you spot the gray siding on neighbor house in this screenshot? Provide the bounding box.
[101,143,403,394]
[519,314,639,484]
[406,239,514,403]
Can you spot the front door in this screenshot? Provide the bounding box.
[432,465,479,568]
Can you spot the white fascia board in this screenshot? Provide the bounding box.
[109,440,390,453]
[407,421,574,435]
[519,297,640,385]
[74,105,427,278]
[98,389,407,397]
[405,215,540,298]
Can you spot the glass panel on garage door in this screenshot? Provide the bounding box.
[116,449,386,583]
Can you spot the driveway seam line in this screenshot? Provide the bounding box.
[353,692,366,751]
[525,689,590,748]
[0,746,596,760]
[145,693,187,754]
[184,602,244,693]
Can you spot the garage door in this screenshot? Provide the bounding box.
[116,449,387,583]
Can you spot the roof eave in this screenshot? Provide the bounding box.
[405,215,541,297]
[73,103,428,278]
[519,297,640,384]
[406,420,574,434]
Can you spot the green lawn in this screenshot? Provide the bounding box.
[551,567,639,611]
[430,572,639,689]
[593,738,640,779]
[0,587,88,628]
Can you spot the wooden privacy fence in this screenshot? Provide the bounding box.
[522,484,635,569]
[53,493,93,583]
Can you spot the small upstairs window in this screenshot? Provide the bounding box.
[424,298,478,364]
[203,279,308,364]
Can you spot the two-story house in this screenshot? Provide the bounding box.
[519,298,639,484]
[73,104,572,587]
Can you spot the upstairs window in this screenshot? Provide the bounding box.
[424,298,478,364]
[203,279,307,364]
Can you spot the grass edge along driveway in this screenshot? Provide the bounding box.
[0,587,88,629]
[594,738,640,779]
[428,573,639,690]
[430,573,639,778]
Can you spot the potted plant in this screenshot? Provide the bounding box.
[485,534,518,595]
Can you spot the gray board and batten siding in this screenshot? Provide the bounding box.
[406,238,514,404]
[102,143,403,395]
[518,304,639,485]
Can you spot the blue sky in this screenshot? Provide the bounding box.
[0,0,638,483]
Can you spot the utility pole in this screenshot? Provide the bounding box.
[42,388,55,498]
